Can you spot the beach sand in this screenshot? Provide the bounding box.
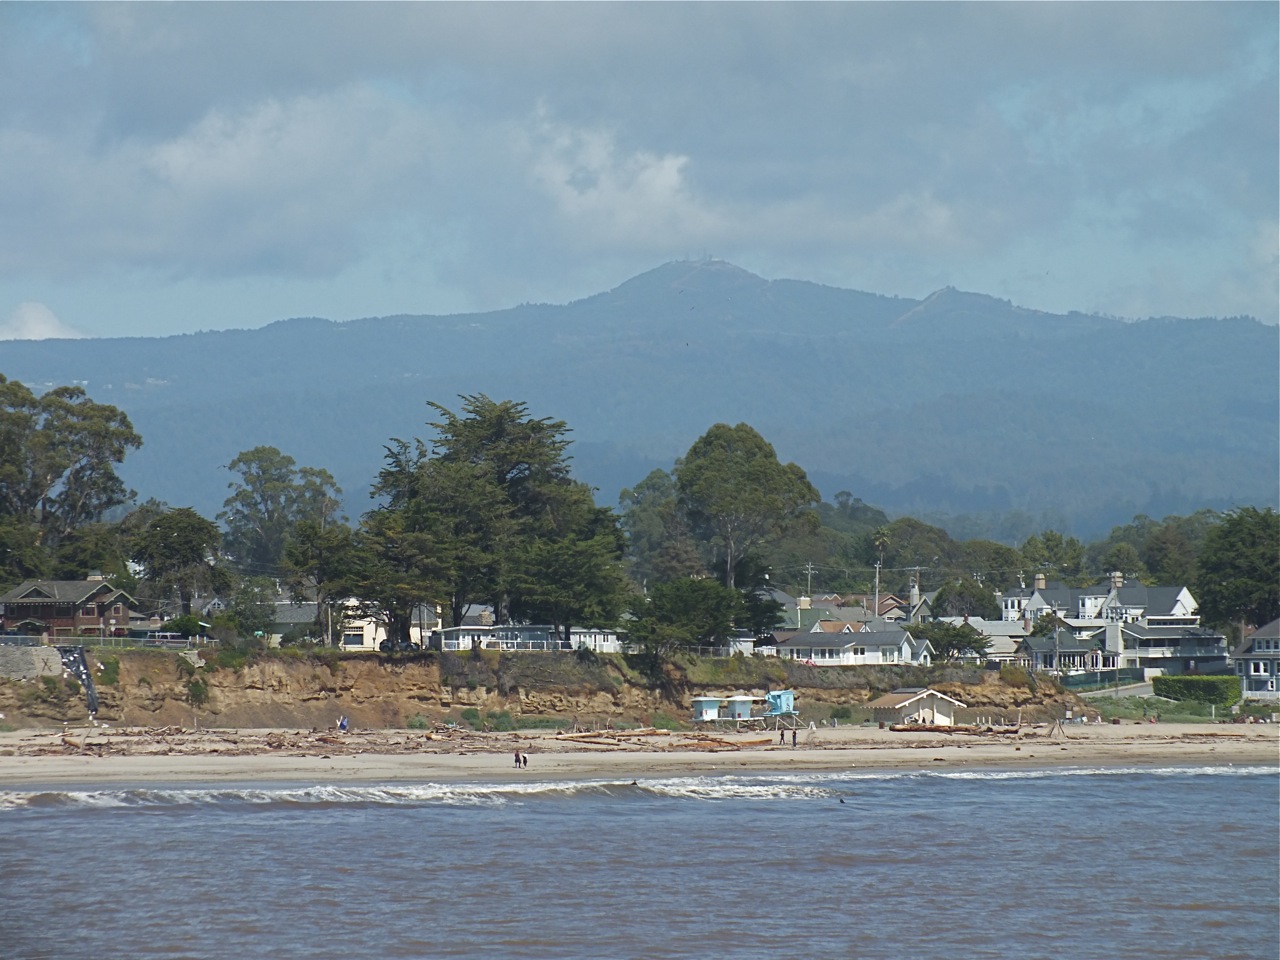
[1,721,1276,787]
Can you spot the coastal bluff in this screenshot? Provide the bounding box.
[0,648,1086,730]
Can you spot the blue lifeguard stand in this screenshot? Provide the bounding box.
[764,690,797,717]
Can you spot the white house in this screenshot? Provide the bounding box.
[774,624,932,666]
[866,687,967,726]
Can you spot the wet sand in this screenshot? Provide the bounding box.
[1,721,1275,787]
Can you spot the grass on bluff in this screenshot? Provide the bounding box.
[1090,695,1235,724]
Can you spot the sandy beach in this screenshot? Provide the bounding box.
[1,721,1275,787]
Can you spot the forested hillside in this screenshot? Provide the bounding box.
[2,260,1275,540]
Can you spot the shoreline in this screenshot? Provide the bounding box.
[1,723,1275,789]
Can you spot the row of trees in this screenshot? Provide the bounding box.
[2,375,1277,651]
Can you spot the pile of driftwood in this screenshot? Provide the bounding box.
[551,727,774,752]
[23,725,470,758]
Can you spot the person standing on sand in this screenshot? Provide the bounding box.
[522,752,529,768]
[791,729,797,748]
[514,750,523,768]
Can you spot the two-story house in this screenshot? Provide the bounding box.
[0,578,139,640]
[1233,618,1280,701]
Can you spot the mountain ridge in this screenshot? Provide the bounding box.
[1,260,1275,541]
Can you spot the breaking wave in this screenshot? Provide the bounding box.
[0,764,1272,812]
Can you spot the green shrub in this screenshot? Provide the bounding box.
[186,677,209,706]
[459,707,481,727]
[651,710,683,731]
[406,713,430,730]
[829,705,853,721]
[999,664,1032,689]
[486,710,515,732]
[40,675,60,697]
[213,647,249,671]
[1152,674,1241,707]
[95,657,121,686]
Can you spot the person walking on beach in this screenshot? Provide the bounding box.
[779,730,785,745]
[514,750,523,769]
[791,729,797,748]
[522,752,529,768]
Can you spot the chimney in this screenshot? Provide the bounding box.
[1034,572,1046,591]
[1111,570,1124,590]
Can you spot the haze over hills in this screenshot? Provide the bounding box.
[2,260,1276,541]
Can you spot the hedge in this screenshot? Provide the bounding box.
[1152,674,1240,707]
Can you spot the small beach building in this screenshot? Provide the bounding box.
[866,687,967,727]
[691,696,723,722]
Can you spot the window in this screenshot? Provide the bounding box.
[1250,661,1269,675]
[112,603,123,616]
[342,633,364,646]
[81,605,96,617]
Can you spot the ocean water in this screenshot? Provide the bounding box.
[1,765,1276,960]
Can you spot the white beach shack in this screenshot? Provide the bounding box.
[866,687,967,727]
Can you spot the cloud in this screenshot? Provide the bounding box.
[0,3,1273,329]
[0,302,84,340]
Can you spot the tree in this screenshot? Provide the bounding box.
[933,577,1001,620]
[130,507,225,616]
[0,375,141,548]
[283,517,356,643]
[1097,542,1148,581]
[630,578,743,655]
[618,468,705,586]
[225,576,278,643]
[912,621,990,661]
[1195,507,1280,631]
[511,533,632,644]
[676,423,818,589]
[1021,530,1087,582]
[219,446,342,573]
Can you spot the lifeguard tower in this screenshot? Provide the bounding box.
[690,689,801,730]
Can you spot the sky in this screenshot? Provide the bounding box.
[0,2,1275,341]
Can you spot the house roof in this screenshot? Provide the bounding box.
[866,687,966,710]
[1233,618,1280,658]
[1019,629,1098,654]
[0,579,135,606]
[775,634,869,651]
[273,601,319,625]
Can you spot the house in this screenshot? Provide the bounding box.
[1017,628,1107,673]
[337,601,440,652]
[1233,618,1280,701]
[1001,572,1200,631]
[937,616,1028,663]
[0,579,139,641]
[774,624,932,666]
[1087,622,1229,677]
[867,687,967,726]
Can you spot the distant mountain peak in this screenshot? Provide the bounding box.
[610,259,768,298]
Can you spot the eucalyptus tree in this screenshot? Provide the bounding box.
[675,423,818,589]
[219,446,342,573]
[0,375,141,550]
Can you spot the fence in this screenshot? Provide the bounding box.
[0,635,43,647]
[1060,668,1146,690]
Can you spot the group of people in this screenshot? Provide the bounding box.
[778,729,798,747]
[513,750,530,768]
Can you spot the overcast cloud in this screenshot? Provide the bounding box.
[0,2,1275,339]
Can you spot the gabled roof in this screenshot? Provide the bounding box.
[0,579,135,606]
[866,687,966,710]
[775,633,870,650]
[1019,629,1098,654]
[1233,618,1280,658]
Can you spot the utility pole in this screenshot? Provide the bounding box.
[873,561,881,621]
[804,562,816,596]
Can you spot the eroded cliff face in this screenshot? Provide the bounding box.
[0,650,1086,729]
